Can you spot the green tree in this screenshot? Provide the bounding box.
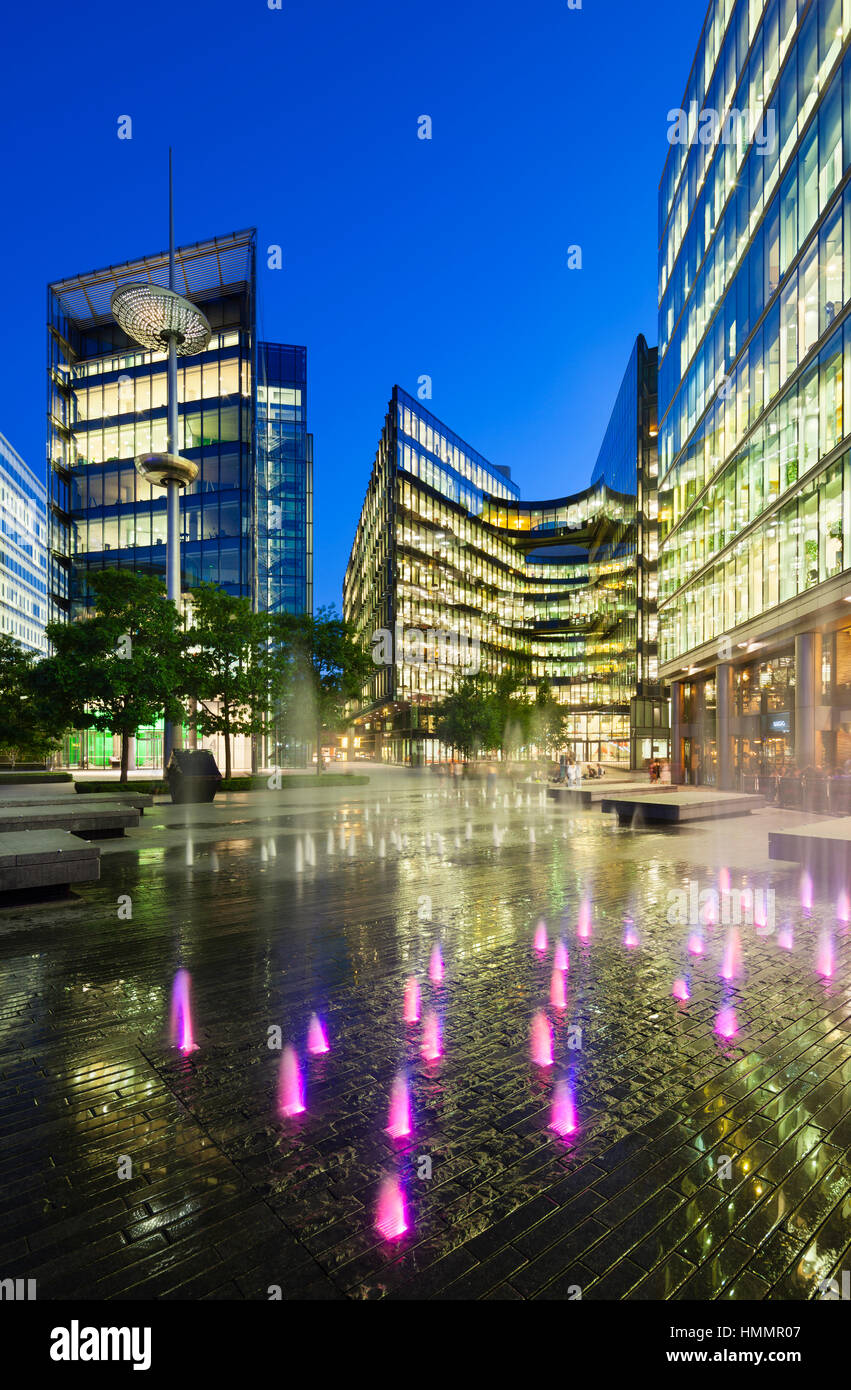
[0,634,63,766]
[36,570,186,782]
[531,679,568,757]
[184,584,274,780]
[434,674,501,760]
[435,667,543,762]
[271,607,371,774]
[490,668,534,758]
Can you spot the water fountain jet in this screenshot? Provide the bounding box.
[530,1011,553,1066]
[375,1175,408,1240]
[549,1078,576,1136]
[428,943,444,985]
[386,1071,412,1139]
[278,1045,305,1116]
[169,969,198,1053]
[421,1011,442,1061]
[403,977,421,1023]
[307,1013,329,1055]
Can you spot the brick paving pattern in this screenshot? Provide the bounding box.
[1,778,849,1300]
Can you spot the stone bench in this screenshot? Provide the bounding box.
[0,802,139,838]
[768,818,851,886]
[547,784,595,805]
[0,830,100,895]
[601,790,764,826]
[8,793,154,814]
[74,792,154,814]
[547,780,663,806]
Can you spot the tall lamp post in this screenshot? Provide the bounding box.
[110,152,211,771]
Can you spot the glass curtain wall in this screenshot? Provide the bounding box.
[659,0,851,670]
[344,386,650,768]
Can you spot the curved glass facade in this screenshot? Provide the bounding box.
[344,377,663,767]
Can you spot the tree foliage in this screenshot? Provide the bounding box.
[0,634,63,765]
[270,606,372,772]
[184,584,274,779]
[530,679,569,755]
[433,674,502,759]
[435,669,566,761]
[36,570,186,782]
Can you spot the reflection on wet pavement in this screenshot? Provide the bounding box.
[1,779,850,1300]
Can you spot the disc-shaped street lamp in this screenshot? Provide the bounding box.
[111,283,211,358]
[110,152,210,768]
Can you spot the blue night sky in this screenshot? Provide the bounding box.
[0,0,707,609]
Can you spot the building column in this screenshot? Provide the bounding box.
[670,680,684,784]
[717,662,734,790]
[795,631,819,770]
[126,735,136,773]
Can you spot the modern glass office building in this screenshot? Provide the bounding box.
[657,0,851,786]
[344,370,665,767]
[591,335,662,704]
[256,343,313,617]
[0,431,47,654]
[47,229,312,769]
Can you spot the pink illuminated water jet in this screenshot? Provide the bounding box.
[549,1078,577,1137]
[777,925,794,950]
[307,1013,329,1055]
[672,977,690,1002]
[169,970,198,1054]
[530,1011,553,1067]
[816,930,834,978]
[800,871,813,913]
[278,1045,305,1117]
[577,899,591,940]
[403,976,421,1023]
[838,890,850,924]
[687,932,705,956]
[720,927,742,981]
[375,1175,408,1240]
[428,943,444,985]
[550,968,566,1009]
[719,866,731,894]
[421,1011,442,1061]
[553,939,568,971]
[715,1006,738,1040]
[534,920,548,953]
[623,919,639,949]
[386,1071,412,1139]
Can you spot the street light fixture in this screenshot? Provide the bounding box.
[110,150,211,769]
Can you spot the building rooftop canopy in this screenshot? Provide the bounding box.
[48,228,256,330]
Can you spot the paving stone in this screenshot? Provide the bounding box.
[2,781,849,1300]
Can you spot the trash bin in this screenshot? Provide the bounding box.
[166,748,222,804]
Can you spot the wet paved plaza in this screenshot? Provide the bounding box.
[1,773,850,1301]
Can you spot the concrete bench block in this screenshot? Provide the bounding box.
[0,830,100,894]
[601,790,764,825]
[0,803,139,837]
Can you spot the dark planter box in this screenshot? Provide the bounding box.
[166,749,222,804]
